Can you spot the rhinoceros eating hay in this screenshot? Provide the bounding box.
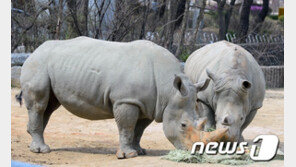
[17,37,227,159]
[184,41,266,142]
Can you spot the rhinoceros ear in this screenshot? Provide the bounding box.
[194,78,210,92]
[206,69,218,82]
[173,74,188,96]
[241,80,252,89]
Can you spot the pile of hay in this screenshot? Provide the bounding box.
[162,149,284,165]
[161,150,253,165]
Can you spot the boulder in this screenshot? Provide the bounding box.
[11,53,30,66]
[11,66,22,88]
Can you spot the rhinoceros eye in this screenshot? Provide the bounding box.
[181,123,187,128]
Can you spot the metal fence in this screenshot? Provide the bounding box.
[182,32,284,66]
[261,66,284,88]
[146,32,283,66]
[189,32,284,44]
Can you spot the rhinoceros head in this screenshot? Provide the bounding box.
[162,74,212,149]
[206,69,252,142]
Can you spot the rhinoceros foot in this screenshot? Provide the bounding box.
[116,148,138,159]
[30,141,51,153]
[134,146,146,155]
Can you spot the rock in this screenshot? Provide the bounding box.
[11,66,22,88]
[11,53,30,66]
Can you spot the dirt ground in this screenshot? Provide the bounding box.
[11,88,284,167]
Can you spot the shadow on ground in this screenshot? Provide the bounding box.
[51,147,170,156]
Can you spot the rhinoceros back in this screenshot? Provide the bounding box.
[21,37,182,120]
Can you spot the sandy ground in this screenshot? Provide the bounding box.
[11,88,284,167]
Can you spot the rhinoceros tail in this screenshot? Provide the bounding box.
[15,91,23,107]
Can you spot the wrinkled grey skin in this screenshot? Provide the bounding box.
[184,41,265,142]
[20,37,208,158]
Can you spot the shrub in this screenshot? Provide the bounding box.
[278,15,284,23]
[179,49,191,62]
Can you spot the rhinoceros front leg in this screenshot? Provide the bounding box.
[132,118,152,155]
[113,103,140,159]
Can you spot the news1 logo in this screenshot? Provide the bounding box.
[191,135,279,161]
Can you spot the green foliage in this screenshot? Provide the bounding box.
[179,49,191,62]
[278,15,284,23]
[226,30,235,35]
[206,127,216,132]
[258,17,284,34]
[205,11,217,18]
[65,24,79,39]
[203,13,219,32]
[268,15,278,20]
[274,154,284,160]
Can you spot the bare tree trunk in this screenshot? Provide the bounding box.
[217,0,227,40]
[238,0,253,43]
[190,0,206,46]
[110,0,124,41]
[55,0,64,39]
[158,0,167,46]
[66,0,82,37]
[224,0,236,36]
[12,0,53,51]
[151,0,165,33]
[12,0,36,14]
[94,0,111,39]
[12,0,25,11]
[175,0,186,28]
[108,0,141,41]
[139,0,150,39]
[82,0,89,36]
[47,0,58,39]
[164,0,177,51]
[175,0,190,57]
[253,0,269,34]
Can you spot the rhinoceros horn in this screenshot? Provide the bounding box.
[194,78,210,92]
[183,118,229,149]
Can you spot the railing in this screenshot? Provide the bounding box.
[172,31,284,66]
[145,31,283,45]
[190,31,284,44]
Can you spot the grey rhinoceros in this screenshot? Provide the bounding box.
[18,37,221,159]
[184,41,265,142]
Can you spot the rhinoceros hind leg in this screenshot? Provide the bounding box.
[113,103,140,159]
[23,76,52,153]
[132,118,152,155]
[42,90,61,130]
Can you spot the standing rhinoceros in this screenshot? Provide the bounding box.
[18,37,225,159]
[184,41,265,142]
